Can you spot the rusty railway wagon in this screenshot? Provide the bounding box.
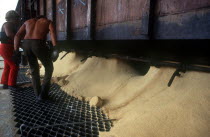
[16,0,210,76]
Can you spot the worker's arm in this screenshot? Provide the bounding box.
[4,22,15,41]
[14,23,26,51]
[49,21,57,46]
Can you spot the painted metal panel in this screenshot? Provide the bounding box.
[96,0,149,26]
[155,8,210,39]
[46,0,53,20]
[94,0,150,39]
[157,0,210,16]
[71,0,88,29]
[56,0,67,40]
[71,28,89,40]
[95,20,148,39]
[39,0,44,15]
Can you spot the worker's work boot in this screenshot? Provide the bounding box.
[3,84,8,89]
[36,95,45,102]
[38,84,50,101]
[39,92,49,100]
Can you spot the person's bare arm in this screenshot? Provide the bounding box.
[49,21,57,46]
[4,23,15,41]
[14,24,26,51]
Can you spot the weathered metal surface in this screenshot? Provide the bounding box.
[46,0,53,20]
[157,0,210,16]
[71,0,88,29]
[95,20,149,40]
[56,0,67,40]
[56,0,67,32]
[57,32,67,40]
[17,0,210,40]
[155,8,210,39]
[96,0,149,26]
[71,27,89,40]
[39,0,44,15]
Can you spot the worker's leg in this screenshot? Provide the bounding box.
[39,58,53,99]
[22,41,41,97]
[31,42,53,99]
[6,58,19,86]
[29,56,41,97]
[0,43,18,87]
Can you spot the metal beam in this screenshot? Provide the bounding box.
[22,0,27,21]
[87,0,92,40]
[66,0,71,40]
[52,0,56,25]
[148,0,157,40]
[43,0,46,17]
[36,0,40,16]
[87,0,96,40]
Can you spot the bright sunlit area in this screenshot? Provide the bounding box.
[0,0,19,27]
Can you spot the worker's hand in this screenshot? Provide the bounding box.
[12,50,21,65]
[51,46,60,62]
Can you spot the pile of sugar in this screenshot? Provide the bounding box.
[40,52,210,137]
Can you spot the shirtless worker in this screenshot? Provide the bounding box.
[14,16,60,101]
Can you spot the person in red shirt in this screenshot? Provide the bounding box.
[0,10,20,90]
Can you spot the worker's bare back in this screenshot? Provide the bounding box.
[14,16,57,51]
[24,18,51,40]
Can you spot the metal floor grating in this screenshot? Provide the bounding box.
[11,68,113,137]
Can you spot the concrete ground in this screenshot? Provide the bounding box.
[0,57,19,137]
